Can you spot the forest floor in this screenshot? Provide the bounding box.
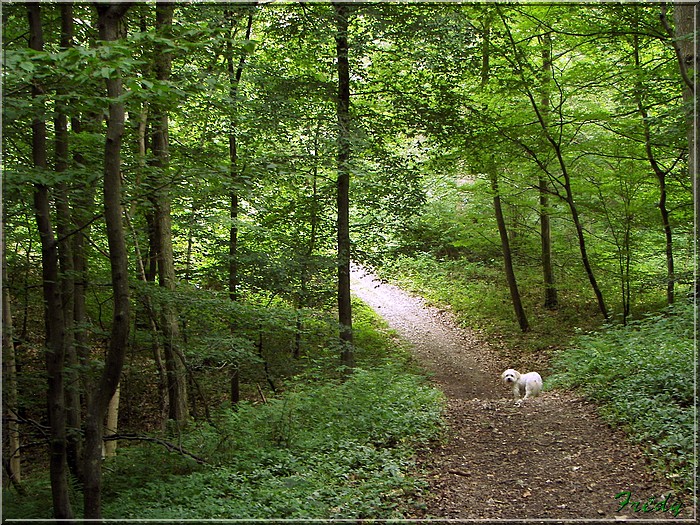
[350,266,694,521]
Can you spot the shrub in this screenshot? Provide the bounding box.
[548,303,694,490]
[98,365,445,519]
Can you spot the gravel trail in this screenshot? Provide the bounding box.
[350,266,693,521]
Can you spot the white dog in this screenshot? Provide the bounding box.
[501,369,543,404]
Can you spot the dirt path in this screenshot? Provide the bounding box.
[351,267,693,521]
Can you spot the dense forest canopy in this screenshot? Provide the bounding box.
[1,0,696,520]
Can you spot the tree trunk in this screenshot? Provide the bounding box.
[133,73,169,425]
[295,122,322,358]
[667,3,697,294]
[622,213,632,323]
[55,2,84,483]
[631,27,675,305]
[538,31,558,310]
[500,12,608,319]
[481,14,529,332]
[151,1,189,423]
[564,179,609,320]
[28,3,74,518]
[2,219,21,487]
[335,2,354,371]
[103,384,120,458]
[526,89,608,320]
[528,89,609,319]
[127,210,170,428]
[84,3,131,519]
[69,111,97,483]
[490,171,530,332]
[225,7,254,405]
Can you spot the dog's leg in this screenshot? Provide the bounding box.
[515,383,527,406]
[512,385,521,401]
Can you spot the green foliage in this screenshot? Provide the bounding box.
[2,0,695,518]
[548,304,694,490]
[4,302,444,520]
[102,366,444,519]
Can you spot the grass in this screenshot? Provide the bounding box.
[95,365,444,519]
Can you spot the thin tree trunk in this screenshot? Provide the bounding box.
[133,76,169,425]
[526,84,608,320]
[84,3,131,519]
[126,210,169,427]
[225,7,254,405]
[70,112,95,481]
[295,122,322,358]
[623,213,632,323]
[636,86,676,305]
[631,28,675,305]
[2,219,21,486]
[151,1,189,423]
[55,2,83,483]
[481,14,529,332]
[538,30,558,310]
[500,11,608,319]
[103,384,120,458]
[564,180,609,319]
[657,170,675,305]
[490,171,530,332]
[665,3,697,295]
[28,3,74,518]
[335,2,354,371]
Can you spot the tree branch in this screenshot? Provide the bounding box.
[103,433,207,464]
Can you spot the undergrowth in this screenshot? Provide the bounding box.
[99,365,444,519]
[548,303,695,493]
[3,304,445,520]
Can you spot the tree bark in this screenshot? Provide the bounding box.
[28,3,74,518]
[133,50,169,425]
[499,11,608,319]
[481,14,529,332]
[563,174,609,320]
[538,31,558,310]
[103,384,120,458]
[490,171,530,332]
[2,219,21,486]
[631,26,675,305]
[150,1,189,423]
[522,74,608,320]
[54,2,84,483]
[127,210,170,428]
[295,121,322,358]
[225,7,254,405]
[667,3,697,294]
[69,112,98,485]
[335,2,354,371]
[83,3,131,519]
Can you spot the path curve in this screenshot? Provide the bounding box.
[351,266,692,520]
[351,265,502,400]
